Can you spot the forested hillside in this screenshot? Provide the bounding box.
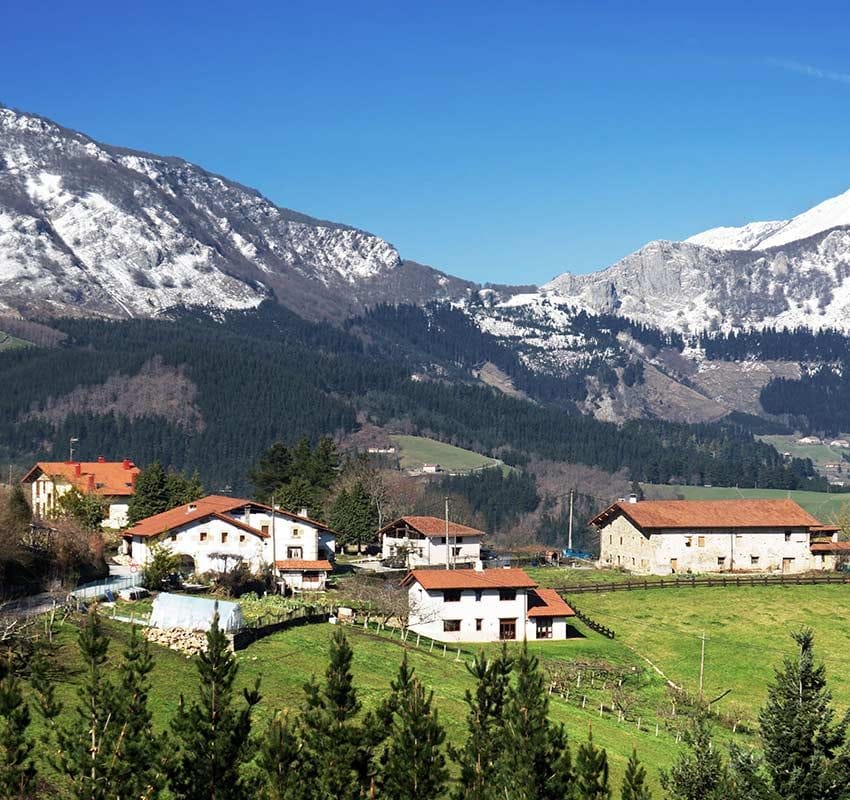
[1,303,824,493]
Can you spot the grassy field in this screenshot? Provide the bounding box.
[760,434,850,473]
[389,434,505,473]
[0,330,30,350]
[645,483,850,524]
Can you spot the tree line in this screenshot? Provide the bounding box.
[2,614,848,800]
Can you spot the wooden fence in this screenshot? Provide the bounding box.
[552,572,850,595]
[568,604,616,638]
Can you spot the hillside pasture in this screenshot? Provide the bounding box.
[389,434,505,473]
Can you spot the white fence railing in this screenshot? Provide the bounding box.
[69,573,144,601]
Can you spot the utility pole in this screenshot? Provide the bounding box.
[445,496,450,570]
[69,436,79,463]
[270,491,277,589]
[698,630,708,696]
[567,488,575,552]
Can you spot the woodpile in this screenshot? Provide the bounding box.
[143,626,209,656]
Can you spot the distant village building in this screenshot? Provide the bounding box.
[797,436,822,445]
[422,463,442,474]
[404,566,575,643]
[592,498,841,575]
[830,439,850,448]
[379,515,484,567]
[123,495,336,591]
[366,446,396,455]
[22,458,140,529]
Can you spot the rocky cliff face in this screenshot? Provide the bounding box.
[0,105,471,319]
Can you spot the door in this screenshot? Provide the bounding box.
[499,618,516,640]
[782,557,793,574]
[670,558,678,573]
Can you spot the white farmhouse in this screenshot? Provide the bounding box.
[404,566,575,643]
[379,516,484,567]
[22,458,140,529]
[592,498,840,576]
[123,495,336,591]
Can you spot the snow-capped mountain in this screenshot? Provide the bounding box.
[0,104,471,319]
[535,186,850,334]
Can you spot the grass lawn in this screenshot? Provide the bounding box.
[579,584,850,726]
[645,483,850,524]
[389,434,505,473]
[760,434,850,472]
[0,330,30,350]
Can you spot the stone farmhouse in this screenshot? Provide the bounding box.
[22,458,140,529]
[592,498,843,576]
[379,515,484,568]
[123,495,336,592]
[404,565,575,643]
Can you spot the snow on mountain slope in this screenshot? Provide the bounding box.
[0,105,469,319]
[685,220,786,251]
[756,187,850,249]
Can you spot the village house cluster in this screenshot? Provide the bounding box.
[19,459,850,642]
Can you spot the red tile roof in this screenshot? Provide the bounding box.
[274,560,333,571]
[591,499,822,532]
[380,516,486,539]
[527,588,575,618]
[810,542,850,553]
[22,460,140,497]
[402,567,537,590]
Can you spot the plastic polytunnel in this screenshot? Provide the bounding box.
[149,592,244,633]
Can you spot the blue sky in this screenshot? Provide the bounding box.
[4,1,850,285]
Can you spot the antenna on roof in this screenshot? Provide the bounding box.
[69,437,79,463]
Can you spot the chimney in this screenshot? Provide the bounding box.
[87,474,95,492]
[97,455,106,463]
[473,559,484,572]
[74,463,82,477]
[300,507,309,518]
[628,493,638,504]
[187,503,197,513]
[122,458,132,470]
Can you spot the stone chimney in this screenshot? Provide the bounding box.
[97,455,106,463]
[628,493,638,504]
[300,507,309,518]
[122,458,132,470]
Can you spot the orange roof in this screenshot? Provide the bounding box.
[402,567,537,590]
[380,516,486,539]
[527,588,575,618]
[125,495,337,538]
[810,542,850,553]
[22,460,140,497]
[590,499,822,532]
[275,560,333,571]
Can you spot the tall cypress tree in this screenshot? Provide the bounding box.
[379,653,448,800]
[759,629,850,800]
[621,749,652,800]
[576,731,611,800]
[167,611,261,800]
[450,648,513,800]
[127,461,170,524]
[0,658,36,799]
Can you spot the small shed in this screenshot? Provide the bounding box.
[149,593,244,633]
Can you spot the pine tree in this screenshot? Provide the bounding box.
[107,626,165,798]
[329,483,378,549]
[450,648,513,800]
[621,749,652,800]
[379,653,448,800]
[53,609,120,800]
[0,658,36,799]
[496,644,575,800]
[660,713,732,800]
[576,731,611,800]
[258,713,310,800]
[167,610,261,800]
[7,486,30,531]
[250,442,293,501]
[127,461,170,524]
[759,629,850,800]
[296,628,385,800]
[166,469,205,508]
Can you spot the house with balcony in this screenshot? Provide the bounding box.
[379,515,485,568]
[22,457,140,529]
[123,495,336,590]
[592,497,840,575]
[403,566,575,643]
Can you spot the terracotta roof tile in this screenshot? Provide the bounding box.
[22,461,140,497]
[810,542,850,553]
[274,560,333,571]
[380,516,486,539]
[591,499,822,531]
[402,568,537,590]
[527,588,575,618]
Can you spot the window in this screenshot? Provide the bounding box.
[443,620,461,632]
[717,556,726,569]
[451,546,462,557]
[619,536,623,545]
[499,619,517,640]
[685,536,692,548]
[221,531,228,544]
[751,555,759,566]
[609,535,612,544]
[670,558,678,572]
[443,589,462,602]
[475,618,483,631]
[260,524,269,536]
[536,618,553,640]
[287,547,302,559]
[170,533,177,542]
[239,534,246,543]
[199,531,208,542]
[292,527,301,539]
[499,589,516,602]
[784,530,792,542]
[475,590,483,602]
[698,536,705,547]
